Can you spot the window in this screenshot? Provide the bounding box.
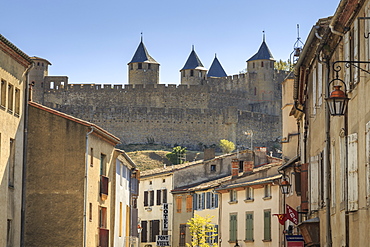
[130,64,133,70]
[100,154,106,176]
[253,62,255,69]
[149,190,154,206]
[206,224,218,244]
[14,88,20,115]
[176,196,182,213]
[162,179,166,183]
[148,63,151,70]
[156,190,162,205]
[190,70,194,76]
[89,203,92,222]
[50,81,54,89]
[182,71,185,77]
[90,148,94,167]
[8,139,15,187]
[263,210,271,241]
[245,187,253,200]
[199,71,202,77]
[150,220,160,242]
[1,80,6,107]
[261,61,264,67]
[138,63,142,69]
[206,192,218,209]
[230,189,237,202]
[179,224,186,246]
[229,213,237,242]
[8,84,13,112]
[99,206,107,229]
[239,161,244,172]
[193,193,205,210]
[264,184,271,198]
[245,212,253,241]
[186,195,192,212]
[141,221,148,242]
[210,164,216,172]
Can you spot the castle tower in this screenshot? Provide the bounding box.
[246,34,275,101]
[180,46,207,85]
[128,38,159,85]
[207,54,227,78]
[29,57,51,103]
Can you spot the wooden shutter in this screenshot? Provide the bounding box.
[176,196,182,213]
[144,191,148,206]
[245,212,253,241]
[229,214,237,241]
[152,220,160,242]
[141,221,148,242]
[310,156,319,210]
[186,195,192,212]
[348,133,358,211]
[263,210,271,240]
[206,192,211,209]
[301,163,309,210]
[366,122,370,206]
[157,190,161,205]
[150,190,154,206]
[163,189,167,203]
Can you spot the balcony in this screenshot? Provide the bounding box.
[99,228,109,247]
[100,175,109,200]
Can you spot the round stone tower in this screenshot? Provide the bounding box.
[29,56,51,103]
[180,47,207,85]
[128,38,159,85]
[246,35,275,101]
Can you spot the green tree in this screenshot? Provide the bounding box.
[218,139,235,154]
[186,214,218,247]
[274,59,293,71]
[166,146,187,165]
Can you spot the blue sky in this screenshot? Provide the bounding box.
[2,0,340,85]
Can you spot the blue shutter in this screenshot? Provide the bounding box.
[206,192,211,209]
[202,193,205,209]
[193,194,198,210]
[215,194,219,208]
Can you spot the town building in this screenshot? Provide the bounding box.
[24,101,139,247]
[0,34,32,247]
[27,37,288,153]
[290,0,370,245]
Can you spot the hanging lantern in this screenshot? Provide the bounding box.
[326,85,349,116]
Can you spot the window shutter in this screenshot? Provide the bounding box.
[366,121,370,206]
[263,210,271,240]
[141,221,148,242]
[150,191,154,206]
[229,214,237,241]
[157,190,161,205]
[301,163,309,210]
[193,194,198,210]
[215,194,219,208]
[310,156,319,210]
[245,212,253,241]
[206,192,211,209]
[151,220,160,242]
[163,189,167,203]
[354,19,359,84]
[202,193,205,209]
[348,133,359,211]
[214,225,219,243]
[144,191,148,206]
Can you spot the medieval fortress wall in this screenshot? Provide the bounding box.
[29,41,288,151]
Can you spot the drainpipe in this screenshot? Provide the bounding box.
[329,0,347,37]
[83,127,94,247]
[20,62,34,247]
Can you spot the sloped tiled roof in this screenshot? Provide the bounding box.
[247,40,274,62]
[207,55,227,77]
[172,175,231,193]
[128,41,158,64]
[180,48,207,71]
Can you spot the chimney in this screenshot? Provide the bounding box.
[243,161,254,174]
[204,148,215,160]
[231,159,239,178]
[255,147,267,166]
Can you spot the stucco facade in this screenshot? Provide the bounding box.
[25,102,120,247]
[0,34,32,247]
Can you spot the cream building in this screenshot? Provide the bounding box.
[291,0,370,245]
[0,34,32,247]
[216,163,282,247]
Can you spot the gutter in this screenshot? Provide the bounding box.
[329,0,348,36]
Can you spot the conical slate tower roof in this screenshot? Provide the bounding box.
[128,40,158,64]
[247,39,274,62]
[181,47,207,71]
[207,55,227,77]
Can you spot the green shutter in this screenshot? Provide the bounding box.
[229,214,237,241]
[263,210,271,240]
[245,212,253,241]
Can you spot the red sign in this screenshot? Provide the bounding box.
[286,204,298,225]
[287,241,304,247]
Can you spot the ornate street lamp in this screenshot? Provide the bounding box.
[280,177,291,195]
[326,85,349,116]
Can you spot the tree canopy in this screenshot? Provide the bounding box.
[166,146,187,165]
[186,214,218,247]
[218,139,235,154]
